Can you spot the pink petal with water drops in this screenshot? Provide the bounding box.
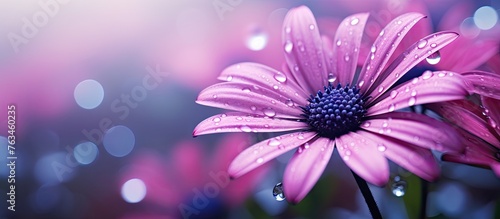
[441,129,499,168]
[367,71,471,116]
[322,35,336,84]
[362,112,463,153]
[461,71,500,99]
[426,101,500,148]
[196,82,304,119]
[228,131,317,178]
[283,137,334,204]
[482,96,500,136]
[282,6,328,94]
[193,112,308,136]
[367,32,459,103]
[218,62,308,103]
[358,130,439,181]
[281,62,301,86]
[332,13,369,86]
[336,131,389,186]
[357,13,426,94]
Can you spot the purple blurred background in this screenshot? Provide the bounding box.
[0,0,500,218]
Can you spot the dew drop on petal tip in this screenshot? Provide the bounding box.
[273,182,286,201]
[350,17,359,25]
[426,51,441,65]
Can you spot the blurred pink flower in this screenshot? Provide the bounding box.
[194,6,473,203]
[119,134,267,218]
[427,100,500,177]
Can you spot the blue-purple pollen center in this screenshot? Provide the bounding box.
[302,83,367,139]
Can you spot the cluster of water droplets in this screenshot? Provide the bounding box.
[391,175,407,197]
[273,182,286,201]
[416,39,441,65]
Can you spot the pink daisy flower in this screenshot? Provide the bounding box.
[194,6,472,203]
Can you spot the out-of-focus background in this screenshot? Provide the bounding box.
[0,0,500,218]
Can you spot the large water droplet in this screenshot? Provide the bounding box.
[328,73,337,83]
[417,39,428,49]
[285,99,294,107]
[426,51,441,65]
[274,72,287,83]
[391,176,407,197]
[350,17,360,25]
[273,182,286,201]
[263,108,276,117]
[284,41,293,53]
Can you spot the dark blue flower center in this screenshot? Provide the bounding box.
[302,84,367,139]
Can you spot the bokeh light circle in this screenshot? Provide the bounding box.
[74,79,104,109]
[121,178,147,203]
[73,142,99,165]
[473,6,498,30]
[103,125,135,157]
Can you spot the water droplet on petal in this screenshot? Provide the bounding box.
[408,97,416,106]
[426,51,441,65]
[267,138,281,146]
[328,73,337,83]
[391,177,407,197]
[263,108,276,117]
[285,27,291,33]
[438,72,446,77]
[285,99,294,107]
[350,17,360,25]
[336,39,342,46]
[309,24,315,30]
[378,86,384,93]
[212,117,221,123]
[371,45,377,53]
[250,106,257,111]
[390,90,398,99]
[430,43,437,48]
[297,133,305,140]
[343,155,350,161]
[240,125,252,132]
[417,39,428,49]
[212,95,217,99]
[388,104,395,112]
[226,75,233,81]
[274,72,287,82]
[363,122,371,127]
[411,90,417,97]
[273,182,286,201]
[422,71,433,80]
[379,29,385,36]
[377,144,387,152]
[256,157,264,163]
[284,41,293,53]
[344,54,350,62]
[242,88,251,92]
[358,80,365,87]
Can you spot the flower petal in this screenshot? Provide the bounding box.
[361,112,463,153]
[283,137,334,204]
[482,96,500,136]
[438,39,499,72]
[228,131,317,178]
[282,6,328,94]
[332,13,369,86]
[461,71,500,99]
[426,101,500,148]
[367,31,459,102]
[218,62,309,103]
[336,132,389,186]
[358,130,439,181]
[357,13,426,94]
[193,112,308,136]
[441,128,498,167]
[196,82,304,119]
[367,71,471,116]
